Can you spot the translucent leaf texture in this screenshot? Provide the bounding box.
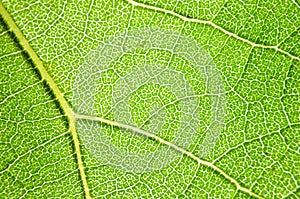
[0,0,299,198]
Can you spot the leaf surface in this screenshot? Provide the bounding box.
[0,0,299,198]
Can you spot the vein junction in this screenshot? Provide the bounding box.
[0,2,91,199]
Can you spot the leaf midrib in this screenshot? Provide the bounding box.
[0,2,91,199]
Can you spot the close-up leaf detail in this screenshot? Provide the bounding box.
[0,0,299,198]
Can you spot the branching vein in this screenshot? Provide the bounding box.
[0,2,91,199]
[2,1,295,198]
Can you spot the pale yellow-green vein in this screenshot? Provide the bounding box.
[0,2,91,199]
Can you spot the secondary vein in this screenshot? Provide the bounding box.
[74,113,264,199]
[126,0,300,62]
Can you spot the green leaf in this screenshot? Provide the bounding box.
[0,0,299,198]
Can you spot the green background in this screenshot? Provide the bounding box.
[0,0,299,198]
